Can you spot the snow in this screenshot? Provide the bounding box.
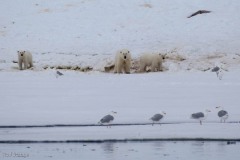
[0,0,240,142]
[0,123,240,142]
[1,0,240,55]
[0,71,240,141]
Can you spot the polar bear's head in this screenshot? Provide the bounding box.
[17,51,26,57]
[157,53,166,61]
[119,49,131,61]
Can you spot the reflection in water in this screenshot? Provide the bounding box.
[101,142,115,153]
[191,141,205,147]
[152,141,165,151]
[101,142,115,160]
[0,141,239,160]
[191,141,205,154]
[217,141,227,154]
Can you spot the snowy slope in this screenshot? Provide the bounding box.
[1,0,240,71]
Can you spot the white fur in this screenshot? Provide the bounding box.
[139,53,164,72]
[17,51,33,70]
[114,49,131,74]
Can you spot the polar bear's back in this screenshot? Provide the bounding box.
[25,51,33,61]
[140,53,157,65]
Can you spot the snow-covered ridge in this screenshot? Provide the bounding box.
[1,51,240,73]
[1,0,240,73]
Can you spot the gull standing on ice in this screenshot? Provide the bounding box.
[98,111,117,128]
[211,66,223,80]
[55,70,64,78]
[150,111,166,126]
[191,109,211,125]
[216,106,229,123]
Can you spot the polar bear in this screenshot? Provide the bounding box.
[114,49,131,74]
[139,53,164,72]
[17,50,33,70]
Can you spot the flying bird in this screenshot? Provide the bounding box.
[150,111,166,126]
[216,106,229,123]
[191,109,211,125]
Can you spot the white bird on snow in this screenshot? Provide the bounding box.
[191,109,211,125]
[216,106,229,123]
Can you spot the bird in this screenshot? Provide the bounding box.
[211,66,223,80]
[191,109,211,125]
[98,111,117,128]
[55,70,64,78]
[216,106,229,123]
[150,111,166,126]
[211,66,220,72]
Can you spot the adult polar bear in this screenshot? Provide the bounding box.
[114,49,132,74]
[17,50,33,70]
[139,53,164,72]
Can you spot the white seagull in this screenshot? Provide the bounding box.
[150,111,166,126]
[211,66,223,80]
[191,109,211,125]
[98,111,117,128]
[216,106,229,123]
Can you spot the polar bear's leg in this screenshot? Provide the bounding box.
[29,60,33,68]
[124,62,131,74]
[139,63,146,72]
[158,62,163,71]
[114,67,117,73]
[151,63,157,72]
[18,59,23,70]
[29,55,33,68]
[30,62,33,68]
[114,63,118,73]
[24,60,28,70]
[117,64,123,73]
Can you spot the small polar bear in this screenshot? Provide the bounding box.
[17,50,33,70]
[114,49,131,74]
[139,53,164,72]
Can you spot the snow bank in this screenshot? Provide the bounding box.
[1,0,240,72]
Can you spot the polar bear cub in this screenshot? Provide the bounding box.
[114,49,131,74]
[17,50,33,70]
[139,53,164,72]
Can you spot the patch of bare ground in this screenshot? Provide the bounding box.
[38,8,51,13]
[140,3,153,8]
[43,65,93,72]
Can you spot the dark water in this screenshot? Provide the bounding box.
[0,141,239,160]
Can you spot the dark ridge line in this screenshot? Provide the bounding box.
[0,121,239,129]
[0,122,179,128]
[0,138,239,144]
